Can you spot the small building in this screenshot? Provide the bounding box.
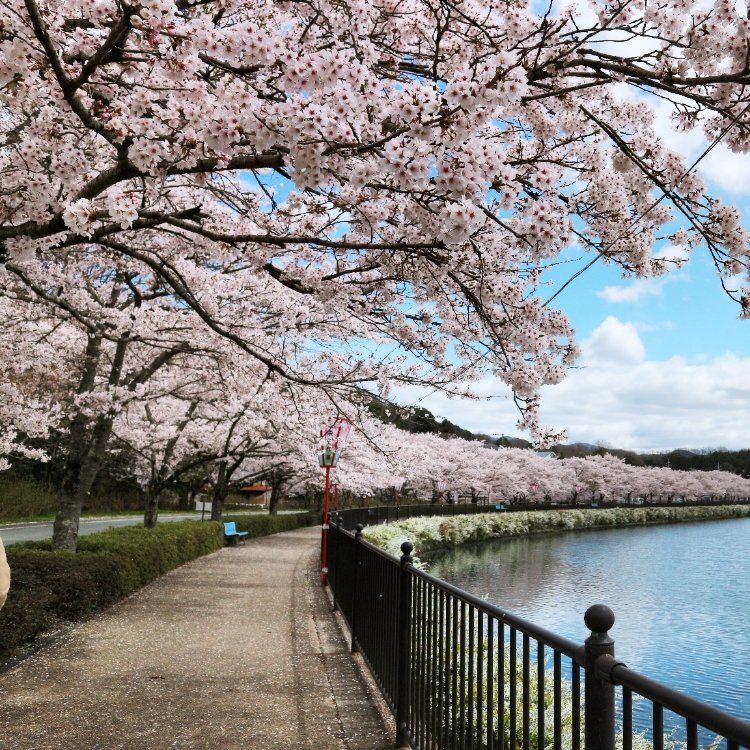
[237,484,272,506]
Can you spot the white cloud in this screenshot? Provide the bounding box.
[607,84,750,197]
[697,146,750,196]
[597,278,666,303]
[582,316,646,365]
[650,98,750,195]
[654,244,690,264]
[393,348,750,452]
[535,353,750,451]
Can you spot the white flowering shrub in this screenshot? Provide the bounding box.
[364,507,750,558]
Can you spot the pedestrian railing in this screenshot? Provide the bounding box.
[327,519,750,750]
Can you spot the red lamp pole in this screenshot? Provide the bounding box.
[321,463,332,585]
[318,417,352,586]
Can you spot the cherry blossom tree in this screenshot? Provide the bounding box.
[0,287,67,469]
[5,0,750,444]
[0,251,218,547]
[112,396,203,527]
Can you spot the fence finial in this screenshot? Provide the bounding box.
[584,604,615,637]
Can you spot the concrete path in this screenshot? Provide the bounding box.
[0,526,393,750]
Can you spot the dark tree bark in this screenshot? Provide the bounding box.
[143,490,159,528]
[269,480,282,516]
[210,461,228,522]
[53,332,107,551]
[140,401,198,528]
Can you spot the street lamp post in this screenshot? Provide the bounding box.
[318,417,352,586]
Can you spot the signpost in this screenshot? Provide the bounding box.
[318,416,352,585]
[437,479,447,505]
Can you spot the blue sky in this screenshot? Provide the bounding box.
[397,241,750,452]
[550,244,749,362]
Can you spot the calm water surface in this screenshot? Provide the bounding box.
[425,517,750,722]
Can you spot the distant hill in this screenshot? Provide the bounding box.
[548,443,750,476]
[368,397,532,448]
[368,398,484,442]
[626,448,750,476]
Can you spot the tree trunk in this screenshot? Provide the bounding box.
[210,462,228,521]
[143,489,159,528]
[52,413,115,550]
[181,487,195,512]
[53,486,85,552]
[52,330,131,550]
[52,334,102,551]
[269,481,281,516]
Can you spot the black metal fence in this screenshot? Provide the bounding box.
[327,518,750,750]
[334,502,504,530]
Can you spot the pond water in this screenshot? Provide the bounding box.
[424,517,750,723]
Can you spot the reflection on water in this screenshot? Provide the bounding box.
[425,517,750,722]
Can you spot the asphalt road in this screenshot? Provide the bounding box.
[0,513,207,546]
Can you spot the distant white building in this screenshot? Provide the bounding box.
[536,451,559,460]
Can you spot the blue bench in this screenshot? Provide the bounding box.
[223,521,249,545]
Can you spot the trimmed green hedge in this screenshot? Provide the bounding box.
[0,513,313,664]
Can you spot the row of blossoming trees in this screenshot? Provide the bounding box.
[331,430,750,505]
[3,0,750,549]
[2,270,749,550]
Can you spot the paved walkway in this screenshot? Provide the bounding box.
[0,526,393,750]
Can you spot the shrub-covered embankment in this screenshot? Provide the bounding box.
[0,513,312,664]
[363,505,750,558]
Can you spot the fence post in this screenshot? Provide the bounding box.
[330,518,338,611]
[584,605,616,750]
[396,541,414,749]
[351,524,363,653]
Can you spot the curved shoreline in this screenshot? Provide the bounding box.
[363,504,750,558]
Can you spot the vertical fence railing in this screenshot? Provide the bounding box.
[348,530,402,713]
[406,569,585,750]
[327,518,750,750]
[327,515,356,624]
